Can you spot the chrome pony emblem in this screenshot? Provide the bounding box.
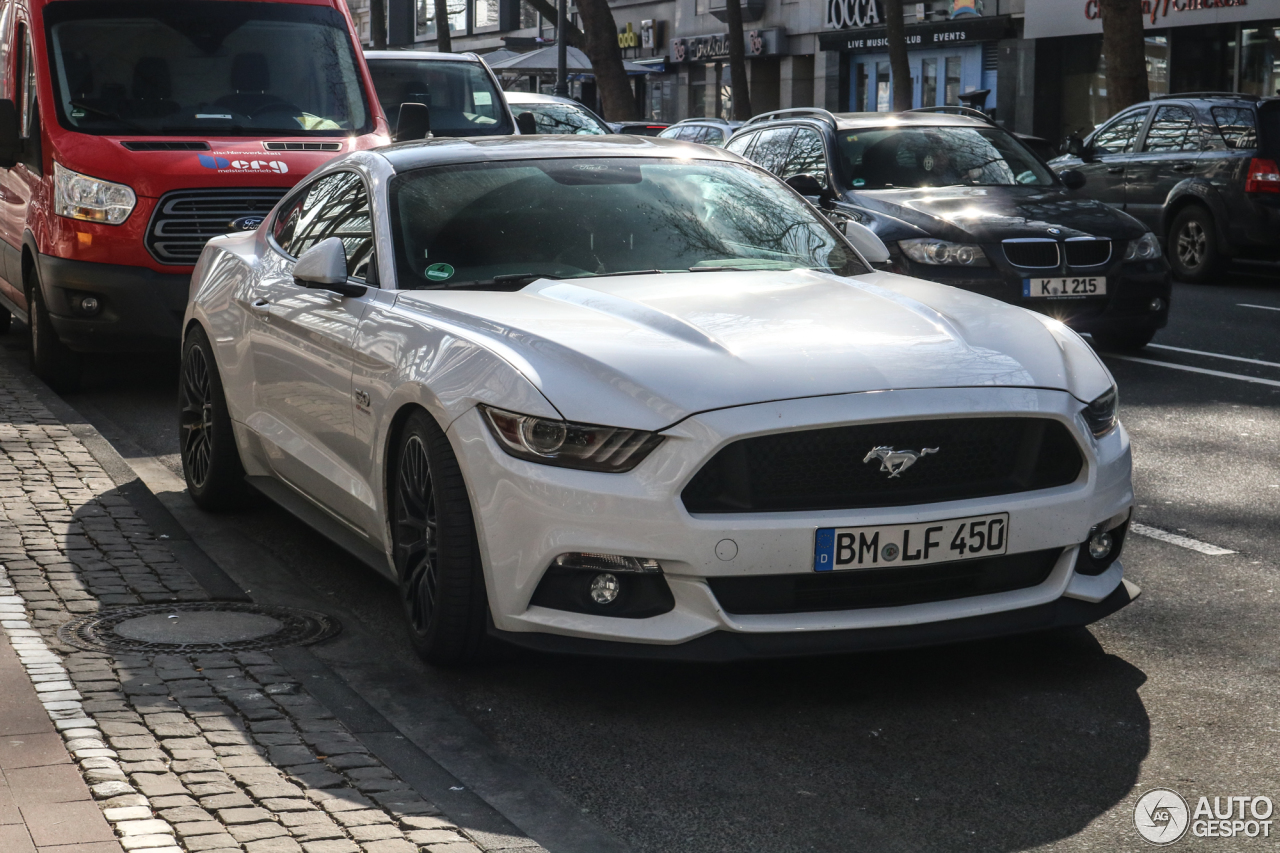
[863,446,939,478]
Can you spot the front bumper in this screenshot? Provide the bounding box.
[450,387,1135,654]
[38,254,190,353]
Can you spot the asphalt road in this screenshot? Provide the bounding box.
[3,267,1280,852]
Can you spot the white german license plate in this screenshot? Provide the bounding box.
[813,513,1009,572]
[1022,277,1107,298]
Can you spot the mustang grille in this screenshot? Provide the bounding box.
[1064,240,1112,267]
[1002,240,1061,268]
[707,548,1062,614]
[145,188,288,265]
[681,417,1084,514]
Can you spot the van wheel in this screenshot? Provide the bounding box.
[27,269,82,392]
[0,305,11,335]
[1168,206,1224,283]
[1091,325,1157,353]
[392,410,488,666]
[180,326,252,510]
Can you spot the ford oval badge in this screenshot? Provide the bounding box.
[229,215,265,232]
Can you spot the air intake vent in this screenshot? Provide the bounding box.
[145,188,288,266]
[263,142,343,151]
[1003,240,1061,268]
[1064,239,1112,267]
[121,141,210,151]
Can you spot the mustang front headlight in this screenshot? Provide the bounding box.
[480,406,663,473]
[1123,232,1161,262]
[54,162,136,225]
[1083,385,1119,437]
[898,238,990,266]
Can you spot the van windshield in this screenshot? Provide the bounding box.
[366,58,510,136]
[45,1,371,136]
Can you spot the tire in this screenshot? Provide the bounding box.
[1167,205,1225,283]
[0,305,11,335]
[392,409,488,666]
[27,268,82,392]
[179,326,252,510]
[1091,325,1157,353]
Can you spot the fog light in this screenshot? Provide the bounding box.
[1149,297,1164,312]
[78,295,100,315]
[589,573,620,605]
[1088,529,1114,561]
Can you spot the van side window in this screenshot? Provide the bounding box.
[273,172,376,283]
[17,27,39,173]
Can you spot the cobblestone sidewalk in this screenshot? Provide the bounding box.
[0,364,499,853]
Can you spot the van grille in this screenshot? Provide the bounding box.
[121,141,210,151]
[145,188,288,265]
[263,141,343,151]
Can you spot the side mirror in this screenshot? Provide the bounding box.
[515,111,537,135]
[1059,169,1087,191]
[0,100,19,169]
[293,237,366,298]
[844,220,891,266]
[785,173,827,198]
[395,102,431,143]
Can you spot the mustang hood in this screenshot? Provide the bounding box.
[852,186,1148,244]
[395,270,1114,431]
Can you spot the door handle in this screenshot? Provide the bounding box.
[1173,163,1194,172]
[1107,166,1124,174]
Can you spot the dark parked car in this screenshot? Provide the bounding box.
[1051,94,1280,283]
[658,118,743,148]
[727,108,1172,351]
[609,121,670,136]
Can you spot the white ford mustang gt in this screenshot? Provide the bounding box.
[181,135,1137,663]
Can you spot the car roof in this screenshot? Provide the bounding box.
[504,91,586,106]
[377,134,742,172]
[670,118,742,128]
[740,111,999,134]
[363,50,484,63]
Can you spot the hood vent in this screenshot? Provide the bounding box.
[263,141,343,151]
[121,141,210,151]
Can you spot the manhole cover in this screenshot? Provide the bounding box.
[58,603,341,654]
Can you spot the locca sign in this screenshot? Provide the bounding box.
[1023,0,1265,38]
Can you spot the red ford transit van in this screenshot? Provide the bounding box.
[0,0,389,389]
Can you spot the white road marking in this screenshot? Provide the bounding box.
[1145,343,1280,370]
[1130,522,1235,556]
[1238,303,1280,312]
[1103,354,1280,389]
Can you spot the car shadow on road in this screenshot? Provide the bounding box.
[454,629,1149,853]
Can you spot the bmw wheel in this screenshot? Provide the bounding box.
[1168,206,1224,284]
[392,410,487,665]
[180,326,251,510]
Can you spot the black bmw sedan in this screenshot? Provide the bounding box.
[726,109,1172,351]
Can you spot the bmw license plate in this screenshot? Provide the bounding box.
[1022,277,1107,298]
[813,513,1009,572]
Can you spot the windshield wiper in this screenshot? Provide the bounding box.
[69,101,152,134]
[575,269,667,278]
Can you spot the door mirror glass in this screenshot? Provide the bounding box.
[1059,169,1087,191]
[395,102,431,142]
[0,99,18,168]
[785,173,826,197]
[515,111,537,135]
[294,237,365,297]
[843,220,891,266]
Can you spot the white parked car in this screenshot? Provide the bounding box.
[180,136,1137,664]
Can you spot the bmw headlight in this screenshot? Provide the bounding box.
[54,162,136,225]
[1083,386,1119,437]
[898,238,990,266]
[1123,232,1161,262]
[480,406,663,472]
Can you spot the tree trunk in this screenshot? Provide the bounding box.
[1098,0,1148,113]
[523,0,584,46]
[723,0,752,120]
[434,0,452,52]
[883,0,912,111]
[574,0,640,120]
[370,0,386,49]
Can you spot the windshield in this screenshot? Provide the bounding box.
[837,126,1055,189]
[366,58,510,136]
[511,102,610,135]
[45,1,370,136]
[389,157,867,290]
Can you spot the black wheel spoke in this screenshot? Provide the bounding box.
[180,345,216,488]
[395,435,439,635]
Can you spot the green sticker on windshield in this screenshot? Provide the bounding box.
[853,178,865,187]
[425,263,455,282]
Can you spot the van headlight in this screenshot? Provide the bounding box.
[898,238,990,266]
[1122,232,1161,261]
[54,162,136,225]
[480,406,663,472]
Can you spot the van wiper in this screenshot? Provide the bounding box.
[435,273,562,289]
[69,101,151,134]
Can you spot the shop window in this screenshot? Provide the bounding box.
[1171,25,1235,95]
[520,0,539,28]
[943,56,961,106]
[922,58,938,108]
[875,61,890,112]
[1212,107,1257,149]
[1144,105,1197,153]
[1241,26,1280,98]
[474,0,497,28]
[689,74,706,118]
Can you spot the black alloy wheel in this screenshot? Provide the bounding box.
[392,410,487,665]
[179,326,251,510]
[1168,206,1224,284]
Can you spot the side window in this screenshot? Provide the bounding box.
[1092,110,1147,154]
[704,127,725,146]
[272,172,376,282]
[19,31,33,137]
[723,130,756,157]
[688,126,710,143]
[751,127,796,174]
[1212,107,1257,150]
[1143,105,1197,153]
[779,128,830,189]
